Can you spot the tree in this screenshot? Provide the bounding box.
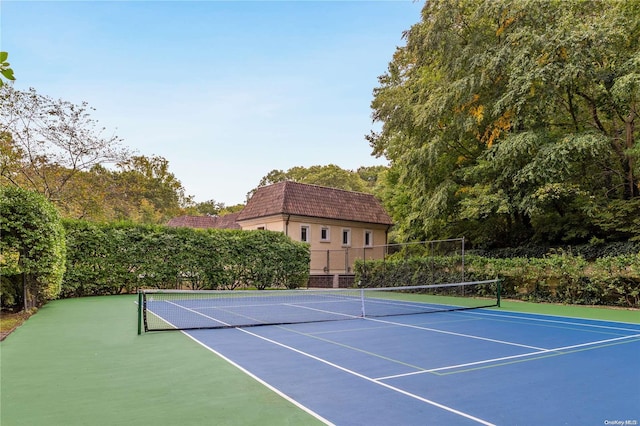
[357,165,388,189]
[370,0,639,246]
[0,186,66,311]
[191,199,244,217]
[115,155,193,222]
[252,164,380,197]
[0,86,129,208]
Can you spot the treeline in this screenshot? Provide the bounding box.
[0,86,244,223]
[370,0,640,248]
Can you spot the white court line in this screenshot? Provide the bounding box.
[364,316,547,350]
[150,301,336,425]
[462,310,640,333]
[285,302,361,319]
[155,300,496,425]
[165,300,231,325]
[181,331,337,426]
[193,298,357,311]
[375,333,640,381]
[233,326,497,426]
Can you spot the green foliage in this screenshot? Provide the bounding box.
[592,199,640,241]
[370,0,640,247]
[355,250,640,308]
[467,253,640,307]
[0,186,66,310]
[190,199,244,217]
[0,52,15,87]
[355,255,463,288]
[0,89,196,224]
[253,164,384,199]
[61,221,309,297]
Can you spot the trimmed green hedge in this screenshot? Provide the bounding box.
[355,252,640,308]
[1,187,66,310]
[62,221,309,297]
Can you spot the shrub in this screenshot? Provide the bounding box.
[355,250,640,308]
[0,187,66,310]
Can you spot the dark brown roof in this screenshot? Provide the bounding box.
[237,181,393,225]
[212,212,242,229]
[166,213,241,229]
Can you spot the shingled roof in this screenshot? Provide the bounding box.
[236,181,393,225]
[166,213,241,229]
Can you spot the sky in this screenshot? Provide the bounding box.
[1,0,423,205]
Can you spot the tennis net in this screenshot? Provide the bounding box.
[138,279,500,333]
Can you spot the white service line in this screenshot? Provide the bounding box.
[165,299,231,325]
[364,316,548,350]
[461,310,640,333]
[232,326,497,426]
[375,333,640,380]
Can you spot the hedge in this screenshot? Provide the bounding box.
[355,251,640,308]
[0,187,66,310]
[61,221,309,297]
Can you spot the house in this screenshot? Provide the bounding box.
[168,181,394,286]
[238,181,393,279]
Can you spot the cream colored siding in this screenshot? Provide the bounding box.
[236,215,388,274]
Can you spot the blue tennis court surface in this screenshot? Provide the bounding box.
[182,309,640,425]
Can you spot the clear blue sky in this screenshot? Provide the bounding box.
[1,0,423,205]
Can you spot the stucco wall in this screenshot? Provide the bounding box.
[238,214,389,274]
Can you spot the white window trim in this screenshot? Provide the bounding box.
[364,230,373,247]
[300,224,310,243]
[341,228,351,247]
[320,226,330,242]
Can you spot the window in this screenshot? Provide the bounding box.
[320,226,330,242]
[257,226,265,230]
[364,230,373,247]
[300,225,310,243]
[341,228,351,247]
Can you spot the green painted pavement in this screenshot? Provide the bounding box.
[0,295,325,426]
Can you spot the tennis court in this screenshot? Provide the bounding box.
[141,285,640,425]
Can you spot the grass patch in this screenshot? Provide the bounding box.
[0,310,34,341]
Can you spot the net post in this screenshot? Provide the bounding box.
[461,237,465,282]
[137,290,143,335]
[496,278,502,308]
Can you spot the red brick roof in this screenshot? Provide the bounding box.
[166,213,241,229]
[236,181,393,225]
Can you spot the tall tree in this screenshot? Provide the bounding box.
[0,86,129,208]
[191,199,244,216]
[116,155,193,218]
[254,164,376,196]
[370,0,639,246]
